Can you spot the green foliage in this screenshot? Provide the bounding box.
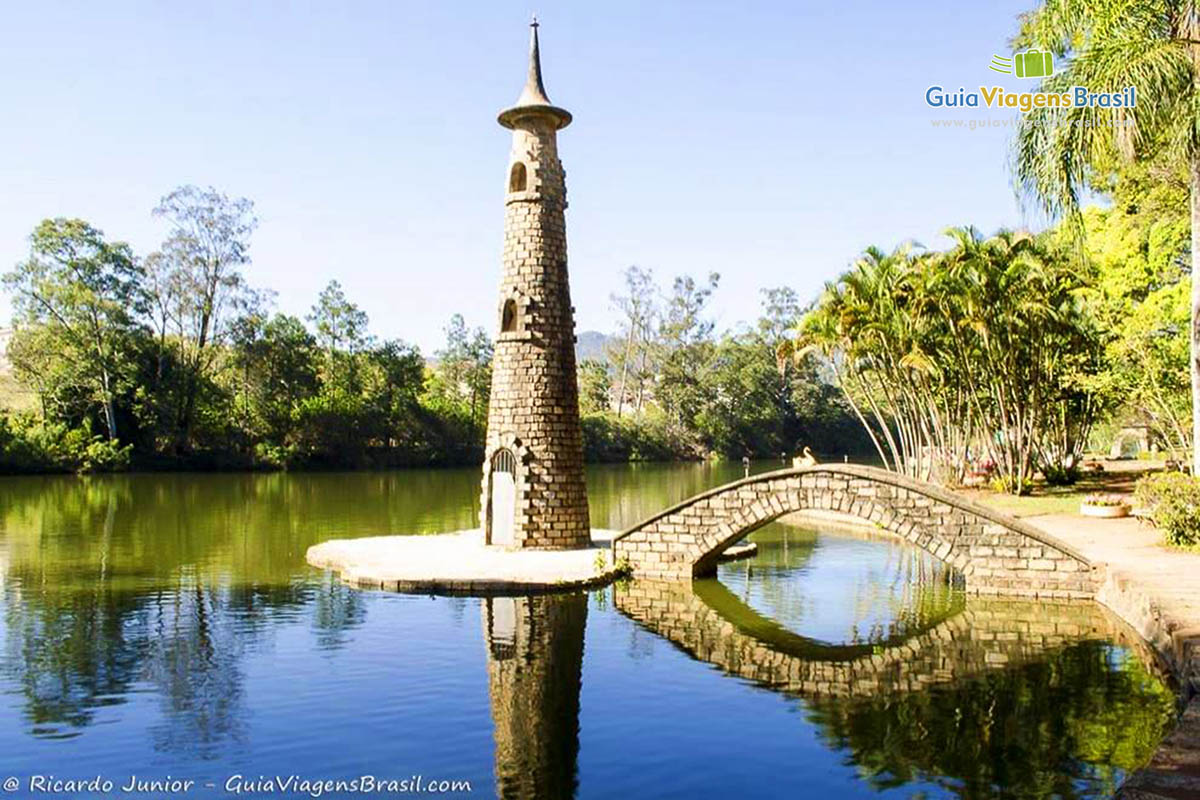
[577,359,612,415]
[422,314,492,435]
[1013,1,1197,219]
[581,411,691,462]
[990,475,1033,496]
[0,201,866,473]
[1042,464,1081,486]
[807,642,1174,797]
[797,229,1106,493]
[0,413,131,473]
[1082,161,1192,459]
[654,272,721,431]
[602,274,869,460]
[309,279,371,354]
[608,265,657,415]
[694,328,864,459]
[3,218,144,441]
[147,185,261,453]
[1011,0,1200,470]
[230,312,320,445]
[1134,472,1200,547]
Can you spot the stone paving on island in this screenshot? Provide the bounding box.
[306,529,621,594]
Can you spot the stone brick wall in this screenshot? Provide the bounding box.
[480,114,590,549]
[612,465,1098,598]
[615,581,1136,698]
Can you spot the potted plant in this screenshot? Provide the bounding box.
[1079,493,1131,518]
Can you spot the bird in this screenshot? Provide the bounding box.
[793,446,818,468]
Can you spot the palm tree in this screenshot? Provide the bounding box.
[1012,0,1200,469]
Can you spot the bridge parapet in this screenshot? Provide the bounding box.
[611,465,1098,599]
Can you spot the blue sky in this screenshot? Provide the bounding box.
[0,1,1046,352]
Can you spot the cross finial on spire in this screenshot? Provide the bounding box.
[518,16,550,107]
[498,16,572,129]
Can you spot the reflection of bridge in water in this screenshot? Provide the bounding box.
[614,580,1151,699]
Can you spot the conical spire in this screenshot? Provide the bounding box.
[516,16,552,106]
[499,16,572,130]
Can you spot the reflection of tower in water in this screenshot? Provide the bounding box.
[482,594,587,799]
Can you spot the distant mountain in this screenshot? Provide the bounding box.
[576,330,615,364]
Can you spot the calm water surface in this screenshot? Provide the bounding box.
[0,462,1176,799]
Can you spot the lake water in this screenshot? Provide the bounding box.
[0,462,1176,798]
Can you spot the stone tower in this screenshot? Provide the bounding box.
[480,19,591,549]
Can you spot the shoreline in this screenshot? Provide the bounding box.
[786,508,1200,798]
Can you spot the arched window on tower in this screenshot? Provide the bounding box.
[508,162,527,193]
[501,298,518,333]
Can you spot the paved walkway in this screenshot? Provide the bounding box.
[1026,513,1200,799]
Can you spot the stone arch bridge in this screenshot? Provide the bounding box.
[612,465,1098,599]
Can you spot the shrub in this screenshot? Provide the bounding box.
[0,412,131,473]
[80,436,132,472]
[581,411,695,462]
[1042,464,1080,486]
[1135,472,1200,547]
[990,475,1033,495]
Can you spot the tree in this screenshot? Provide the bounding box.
[578,359,612,415]
[149,185,260,452]
[794,230,1104,491]
[758,286,802,344]
[3,219,144,439]
[1081,162,1192,456]
[1012,0,1200,470]
[427,315,492,431]
[655,272,720,430]
[308,280,371,393]
[364,339,425,451]
[608,266,657,415]
[308,280,370,355]
[230,313,320,446]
